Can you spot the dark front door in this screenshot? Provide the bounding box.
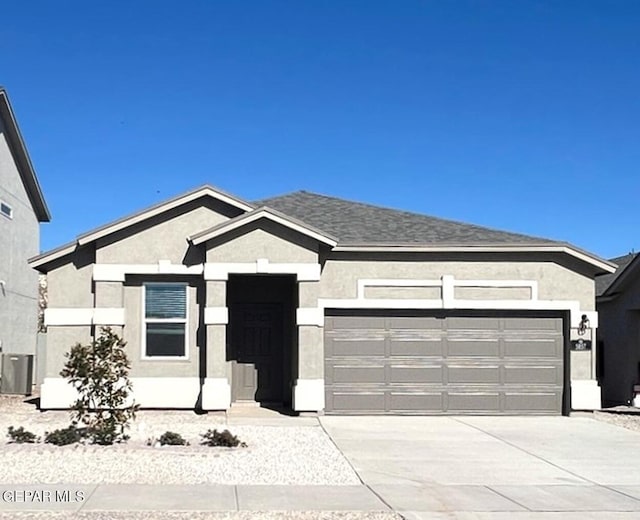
[230,303,284,403]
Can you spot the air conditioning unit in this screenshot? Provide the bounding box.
[0,354,34,395]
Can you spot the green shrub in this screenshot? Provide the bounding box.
[60,327,138,445]
[7,426,39,444]
[44,426,85,446]
[200,429,246,448]
[158,431,189,446]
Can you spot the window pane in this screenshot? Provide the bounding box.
[145,284,186,319]
[146,323,186,357]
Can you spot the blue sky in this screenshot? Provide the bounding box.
[2,1,639,258]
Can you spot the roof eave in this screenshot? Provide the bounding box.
[190,206,339,247]
[333,242,615,273]
[0,89,50,222]
[602,254,640,297]
[76,185,254,246]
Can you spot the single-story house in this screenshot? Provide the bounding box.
[0,87,50,387]
[596,252,640,407]
[30,185,614,415]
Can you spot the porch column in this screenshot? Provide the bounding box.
[202,279,231,410]
[294,281,325,412]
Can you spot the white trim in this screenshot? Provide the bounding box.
[141,282,189,360]
[571,380,602,410]
[293,379,325,412]
[201,378,231,410]
[93,262,204,282]
[44,308,125,326]
[93,308,126,325]
[40,377,232,410]
[204,307,229,325]
[189,207,338,247]
[203,261,321,281]
[316,275,597,329]
[453,279,538,300]
[296,307,325,326]
[442,275,455,307]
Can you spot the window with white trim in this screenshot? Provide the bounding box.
[1,201,13,219]
[143,282,187,358]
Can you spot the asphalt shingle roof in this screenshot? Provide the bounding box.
[254,190,559,246]
[596,253,638,297]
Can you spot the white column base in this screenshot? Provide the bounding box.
[40,377,230,410]
[40,378,78,409]
[201,377,231,410]
[293,378,325,412]
[571,379,602,410]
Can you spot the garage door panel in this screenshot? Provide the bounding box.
[504,339,561,358]
[327,339,385,357]
[324,312,564,415]
[390,340,442,356]
[390,392,443,411]
[504,317,562,331]
[331,365,385,383]
[330,392,385,412]
[387,316,444,329]
[447,317,502,330]
[328,316,385,330]
[504,393,561,412]
[504,365,561,385]
[447,393,501,411]
[448,366,501,384]
[446,340,500,357]
[390,365,443,383]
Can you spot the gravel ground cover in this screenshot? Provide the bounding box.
[592,409,640,433]
[0,396,359,485]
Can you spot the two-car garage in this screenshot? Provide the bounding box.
[324,310,567,415]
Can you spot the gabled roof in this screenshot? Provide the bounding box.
[189,206,338,247]
[0,87,50,222]
[31,185,615,274]
[76,185,253,246]
[30,185,253,269]
[256,191,563,245]
[256,190,615,273]
[596,253,639,298]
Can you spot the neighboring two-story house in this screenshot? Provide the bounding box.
[0,88,50,375]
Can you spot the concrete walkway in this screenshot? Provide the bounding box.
[320,415,640,519]
[0,484,388,513]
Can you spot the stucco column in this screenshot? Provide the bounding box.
[93,281,125,336]
[294,281,325,412]
[202,279,231,410]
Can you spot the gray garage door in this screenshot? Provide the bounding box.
[324,312,565,415]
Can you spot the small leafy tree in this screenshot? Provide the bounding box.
[60,327,138,445]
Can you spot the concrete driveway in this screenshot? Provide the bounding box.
[321,415,640,519]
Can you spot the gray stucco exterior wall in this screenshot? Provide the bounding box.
[34,188,606,412]
[0,118,40,358]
